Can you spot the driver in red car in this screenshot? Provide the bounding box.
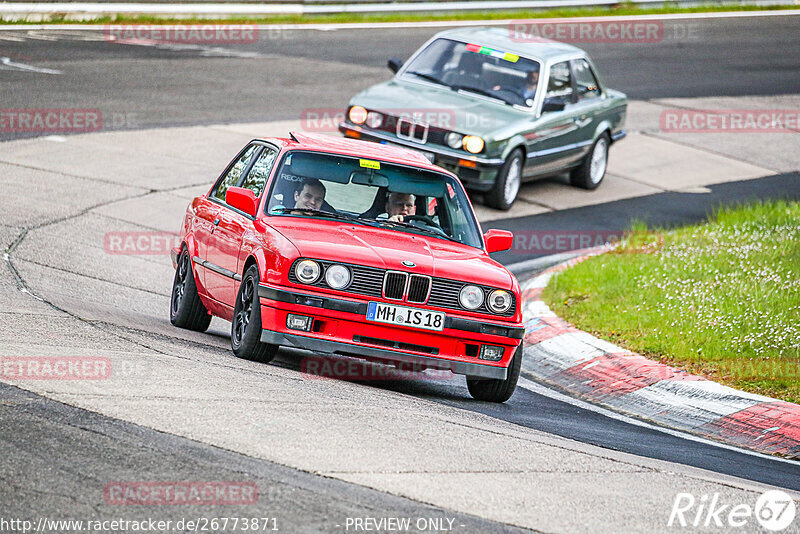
[294,178,326,210]
[385,192,416,222]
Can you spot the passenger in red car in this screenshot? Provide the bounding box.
[385,192,416,222]
[294,178,326,210]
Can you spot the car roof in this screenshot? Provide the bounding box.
[258,132,455,175]
[433,26,585,63]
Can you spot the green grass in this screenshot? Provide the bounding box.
[2,4,797,25]
[543,200,800,403]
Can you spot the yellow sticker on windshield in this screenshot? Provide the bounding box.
[359,159,380,170]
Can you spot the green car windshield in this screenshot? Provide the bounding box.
[265,150,484,249]
[401,38,542,108]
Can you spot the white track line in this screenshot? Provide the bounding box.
[0,9,799,31]
[0,56,61,74]
[517,376,800,467]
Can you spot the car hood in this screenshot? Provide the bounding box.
[351,78,528,136]
[267,218,513,289]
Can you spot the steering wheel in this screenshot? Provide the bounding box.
[491,87,529,106]
[404,214,438,225]
[403,215,448,236]
[493,86,524,98]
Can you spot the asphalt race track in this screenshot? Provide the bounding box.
[2,13,800,533]
[1,14,800,139]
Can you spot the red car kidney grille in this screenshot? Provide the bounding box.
[383,272,407,300]
[407,275,431,304]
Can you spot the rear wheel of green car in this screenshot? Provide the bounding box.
[486,149,524,211]
[466,344,522,403]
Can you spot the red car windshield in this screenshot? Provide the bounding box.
[265,150,484,249]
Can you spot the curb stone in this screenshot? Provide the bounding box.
[519,247,800,459]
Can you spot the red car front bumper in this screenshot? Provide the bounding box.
[257,283,523,380]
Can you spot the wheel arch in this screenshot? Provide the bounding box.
[180,234,198,258]
[242,254,260,280]
[500,135,528,164]
[509,142,527,162]
[179,235,201,279]
[499,141,528,179]
[593,121,614,144]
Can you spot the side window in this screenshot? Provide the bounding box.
[240,147,277,198]
[546,61,574,102]
[573,59,601,100]
[211,144,259,202]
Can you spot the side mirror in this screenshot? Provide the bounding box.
[225,186,258,217]
[484,229,514,253]
[542,97,567,113]
[387,58,403,74]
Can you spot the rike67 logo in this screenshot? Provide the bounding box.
[669,490,796,531]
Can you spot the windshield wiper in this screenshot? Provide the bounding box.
[362,218,460,243]
[406,70,446,86]
[273,207,375,226]
[450,84,513,106]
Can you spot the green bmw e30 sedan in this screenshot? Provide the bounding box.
[339,27,628,210]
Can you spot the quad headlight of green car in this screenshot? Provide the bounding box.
[339,27,628,210]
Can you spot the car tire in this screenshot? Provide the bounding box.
[570,133,609,190]
[486,148,524,211]
[170,248,212,332]
[231,264,278,364]
[466,344,522,403]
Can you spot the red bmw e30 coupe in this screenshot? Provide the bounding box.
[170,132,524,402]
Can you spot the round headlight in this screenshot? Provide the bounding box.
[295,259,320,284]
[349,106,368,125]
[325,264,351,289]
[462,135,485,154]
[459,285,484,310]
[366,111,383,129]
[488,289,513,313]
[445,132,463,149]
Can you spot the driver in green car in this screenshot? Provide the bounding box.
[385,192,416,222]
[493,67,540,107]
[521,68,540,104]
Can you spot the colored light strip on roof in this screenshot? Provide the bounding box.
[465,43,519,63]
